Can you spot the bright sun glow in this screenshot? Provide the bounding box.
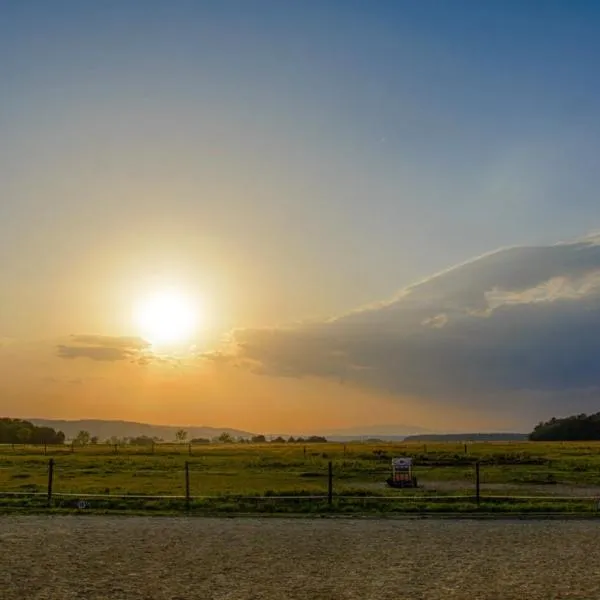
[134,290,199,345]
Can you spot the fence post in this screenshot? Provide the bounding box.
[185,461,191,511]
[71,442,75,453]
[47,458,54,508]
[328,461,333,506]
[114,444,118,454]
[303,446,306,459]
[475,461,480,507]
[44,443,47,456]
[464,443,468,455]
[188,443,192,456]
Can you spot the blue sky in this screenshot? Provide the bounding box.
[2,1,600,428]
[2,2,600,318]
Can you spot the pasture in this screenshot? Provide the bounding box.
[2,441,600,513]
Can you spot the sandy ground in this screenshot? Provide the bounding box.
[2,516,600,599]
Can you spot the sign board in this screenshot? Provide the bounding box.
[392,457,412,471]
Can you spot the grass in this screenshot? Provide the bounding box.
[2,441,600,514]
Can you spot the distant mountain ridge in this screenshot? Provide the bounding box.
[313,423,435,442]
[27,419,254,441]
[404,433,528,442]
[321,423,432,436]
[23,419,527,443]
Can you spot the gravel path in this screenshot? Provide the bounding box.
[2,516,600,599]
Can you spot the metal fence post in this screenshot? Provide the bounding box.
[185,461,191,511]
[475,461,481,507]
[328,461,333,506]
[47,458,54,508]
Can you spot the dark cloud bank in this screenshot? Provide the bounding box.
[231,235,600,421]
[55,236,600,423]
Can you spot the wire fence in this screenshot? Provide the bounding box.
[0,442,211,456]
[2,455,600,514]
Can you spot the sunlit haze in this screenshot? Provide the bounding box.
[133,289,199,346]
[3,1,600,434]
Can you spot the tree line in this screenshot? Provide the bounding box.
[175,431,328,444]
[0,418,65,444]
[529,413,600,441]
[1,419,330,446]
[70,430,329,445]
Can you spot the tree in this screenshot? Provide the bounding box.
[272,436,286,444]
[217,431,234,444]
[251,434,267,444]
[287,436,296,443]
[191,437,210,444]
[74,430,91,446]
[16,427,31,443]
[31,426,65,445]
[530,412,600,441]
[129,435,155,446]
[106,436,128,445]
[0,419,64,445]
[90,436,99,445]
[175,429,188,443]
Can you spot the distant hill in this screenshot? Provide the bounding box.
[404,433,528,442]
[27,419,254,442]
[324,435,409,442]
[318,424,433,442]
[22,419,527,444]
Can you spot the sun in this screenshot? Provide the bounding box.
[133,289,199,346]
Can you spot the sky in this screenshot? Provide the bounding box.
[2,1,600,433]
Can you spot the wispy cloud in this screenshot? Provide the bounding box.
[56,335,150,362]
[69,335,150,350]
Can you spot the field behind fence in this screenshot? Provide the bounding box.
[2,441,600,514]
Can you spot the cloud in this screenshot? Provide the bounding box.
[56,335,150,362]
[227,235,600,415]
[57,345,133,361]
[69,335,150,350]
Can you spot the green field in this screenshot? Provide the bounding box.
[2,441,600,514]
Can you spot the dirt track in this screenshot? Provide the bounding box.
[2,516,600,599]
